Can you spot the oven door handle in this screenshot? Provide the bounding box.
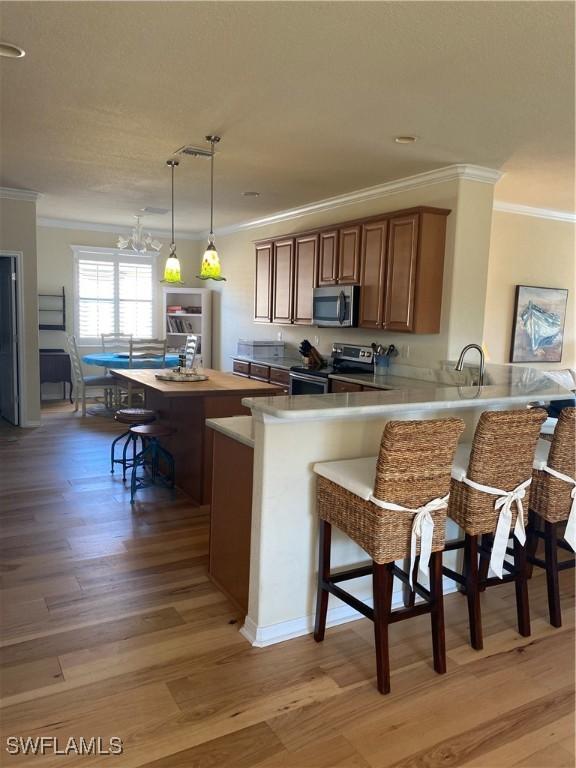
[289,372,327,385]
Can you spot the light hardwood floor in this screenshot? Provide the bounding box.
[0,405,574,767]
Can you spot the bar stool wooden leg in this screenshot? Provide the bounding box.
[544,521,562,628]
[429,551,446,674]
[314,520,332,642]
[526,510,539,579]
[513,536,531,637]
[478,534,491,591]
[464,534,483,650]
[372,561,394,694]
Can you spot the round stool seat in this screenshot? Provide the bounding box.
[130,423,175,439]
[115,408,156,425]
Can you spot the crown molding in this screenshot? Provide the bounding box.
[37,216,202,240]
[493,201,576,223]
[36,164,502,241]
[215,164,503,236]
[0,186,41,202]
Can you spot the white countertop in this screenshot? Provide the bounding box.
[206,415,255,447]
[329,372,440,390]
[243,364,572,422]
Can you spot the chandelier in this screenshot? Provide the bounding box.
[117,215,162,253]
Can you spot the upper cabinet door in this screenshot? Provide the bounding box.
[272,239,295,324]
[293,235,317,325]
[383,214,419,332]
[317,230,339,286]
[359,221,387,329]
[337,225,361,284]
[254,242,273,322]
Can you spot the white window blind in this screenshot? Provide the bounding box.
[75,249,155,342]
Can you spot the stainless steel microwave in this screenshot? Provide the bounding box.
[312,285,359,327]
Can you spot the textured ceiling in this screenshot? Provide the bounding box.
[0,1,574,234]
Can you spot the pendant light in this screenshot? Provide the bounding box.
[198,135,226,281]
[162,159,183,284]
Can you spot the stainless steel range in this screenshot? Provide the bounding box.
[289,343,375,396]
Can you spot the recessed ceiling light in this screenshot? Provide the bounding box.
[394,135,418,144]
[0,42,25,58]
[242,191,260,197]
[140,207,169,215]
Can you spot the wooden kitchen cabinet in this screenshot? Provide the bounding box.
[359,220,387,329]
[317,230,338,286]
[271,239,294,324]
[316,225,360,286]
[330,379,363,393]
[338,225,361,284]
[359,210,448,333]
[293,234,317,325]
[254,242,273,322]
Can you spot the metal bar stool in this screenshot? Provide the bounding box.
[313,417,465,695]
[110,408,157,480]
[129,423,176,504]
[527,407,575,627]
[442,408,546,650]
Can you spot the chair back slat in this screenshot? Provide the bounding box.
[373,418,465,508]
[128,338,167,368]
[101,333,132,353]
[66,335,84,385]
[467,409,547,489]
[184,335,198,368]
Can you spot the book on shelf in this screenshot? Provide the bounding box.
[167,316,200,333]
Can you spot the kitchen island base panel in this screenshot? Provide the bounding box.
[209,429,254,613]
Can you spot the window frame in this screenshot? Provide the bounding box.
[71,245,159,346]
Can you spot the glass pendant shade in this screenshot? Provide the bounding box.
[161,159,183,284]
[196,135,226,281]
[198,238,226,281]
[163,244,182,283]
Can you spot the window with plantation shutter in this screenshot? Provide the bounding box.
[73,247,156,343]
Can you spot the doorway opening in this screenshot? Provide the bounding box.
[0,252,21,426]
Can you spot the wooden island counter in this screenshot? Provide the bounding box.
[111,368,282,504]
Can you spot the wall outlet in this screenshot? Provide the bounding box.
[314,335,320,346]
[277,330,283,341]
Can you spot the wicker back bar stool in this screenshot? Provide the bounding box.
[110,408,157,480]
[442,408,547,650]
[313,417,465,695]
[527,407,575,627]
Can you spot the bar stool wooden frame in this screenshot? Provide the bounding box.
[527,407,576,627]
[442,408,546,650]
[314,417,465,695]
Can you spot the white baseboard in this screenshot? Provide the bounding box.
[21,420,42,428]
[240,578,459,647]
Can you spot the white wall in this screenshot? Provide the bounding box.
[205,178,495,370]
[0,196,41,425]
[483,211,575,368]
[36,224,203,396]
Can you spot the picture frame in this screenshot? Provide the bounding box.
[509,284,568,363]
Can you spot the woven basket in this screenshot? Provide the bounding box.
[317,418,465,564]
[448,408,547,536]
[531,407,575,523]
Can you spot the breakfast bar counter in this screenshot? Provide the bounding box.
[111,368,282,504]
[218,364,570,646]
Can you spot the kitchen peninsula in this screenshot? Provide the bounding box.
[207,364,571,647]
[111,368,282,504]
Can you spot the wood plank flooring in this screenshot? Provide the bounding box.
[0,405,574,767]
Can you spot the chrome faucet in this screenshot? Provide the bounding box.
[455,343,485,386]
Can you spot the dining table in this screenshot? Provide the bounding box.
[82,352,180,369]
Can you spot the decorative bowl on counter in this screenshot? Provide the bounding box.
[155,370,209,382]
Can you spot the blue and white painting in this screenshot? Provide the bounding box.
[510,285,568,363]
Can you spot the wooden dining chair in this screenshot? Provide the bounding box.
[123,338,168,405]
[67,335,117,417]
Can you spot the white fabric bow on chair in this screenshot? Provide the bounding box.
[462,477,531,578]
[369,494,449,587]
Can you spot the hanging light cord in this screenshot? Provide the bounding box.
[209,138,215,237]
[171,161,175,246]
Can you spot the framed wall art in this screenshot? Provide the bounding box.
[509,284,568,363]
